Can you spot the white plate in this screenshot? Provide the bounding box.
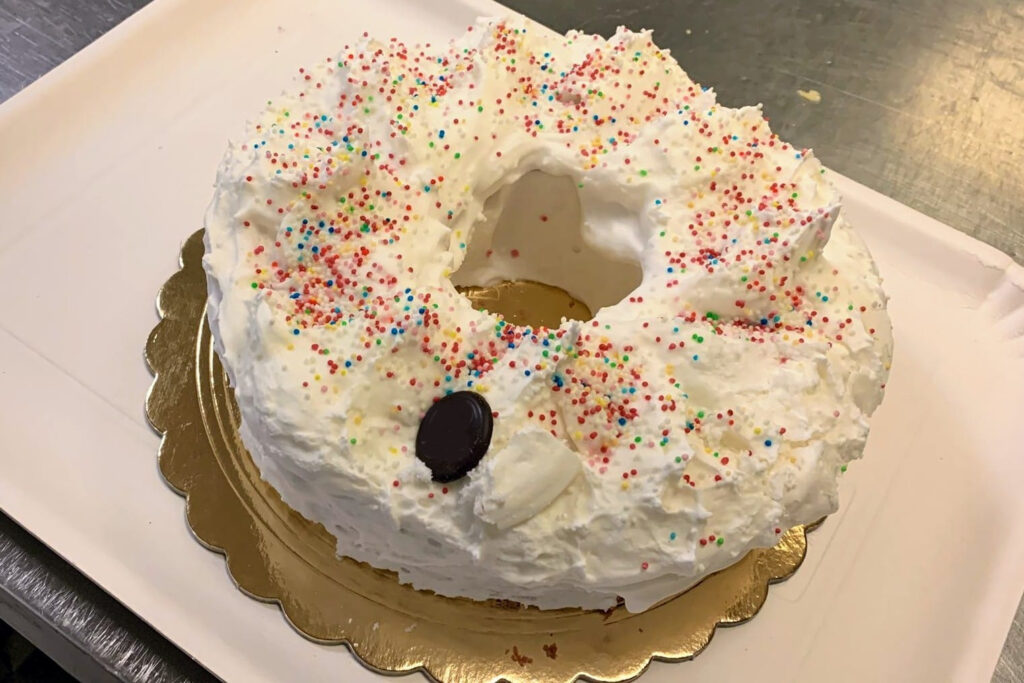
[0,0,1022,681]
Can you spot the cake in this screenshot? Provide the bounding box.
[203,17,892,612]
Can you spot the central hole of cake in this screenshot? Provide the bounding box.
[450,170,643,328]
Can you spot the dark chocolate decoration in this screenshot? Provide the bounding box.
[415,391,494,483]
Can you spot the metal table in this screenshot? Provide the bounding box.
[1,0,1021,680]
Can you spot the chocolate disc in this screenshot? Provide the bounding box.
[415,391,494,483]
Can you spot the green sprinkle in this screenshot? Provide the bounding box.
[716,537,724,546]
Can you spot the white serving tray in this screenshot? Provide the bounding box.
[0,0,1022,681]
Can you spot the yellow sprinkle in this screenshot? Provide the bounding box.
[621,481,630,490]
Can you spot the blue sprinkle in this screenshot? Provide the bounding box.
[438,129,445,138]
[765,440,773,447]
[290,292,301,299]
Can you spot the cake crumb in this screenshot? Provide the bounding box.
[797,89,822,103]
[543,642,558,659]
[510,646,533,667]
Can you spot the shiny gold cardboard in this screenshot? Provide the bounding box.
[146,229,820,683]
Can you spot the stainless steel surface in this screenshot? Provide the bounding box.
[0,0,1021,680]
[0,511,216,682]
